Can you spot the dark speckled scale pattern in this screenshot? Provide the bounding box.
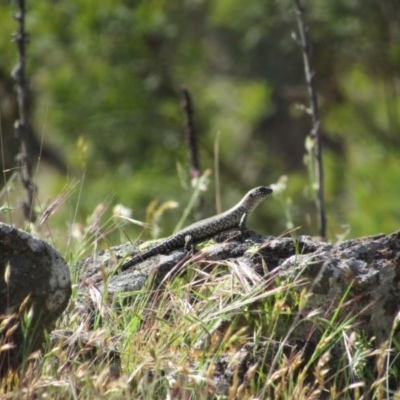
[121,186,273,271]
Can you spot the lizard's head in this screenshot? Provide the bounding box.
[242,186,273,213]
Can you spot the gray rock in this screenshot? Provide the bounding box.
[75,229,400,393]
[0,222,71,377]
[276,231,400,344]
[78,229,400,346]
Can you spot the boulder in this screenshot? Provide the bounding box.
[0,223,71,377]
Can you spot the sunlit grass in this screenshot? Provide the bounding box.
[1,188,398,399]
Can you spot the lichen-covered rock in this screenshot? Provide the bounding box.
[277,231,400,344]
[78,229,400,347]
[0,223,71,377]
[74,229,400,393]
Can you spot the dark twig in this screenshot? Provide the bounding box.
[11,0,36,222]
[180,86,200,174]
[180,86,205,217]
[293,0,326,238]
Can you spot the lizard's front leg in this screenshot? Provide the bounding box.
[237,212,249,241]
[239,212,248,231]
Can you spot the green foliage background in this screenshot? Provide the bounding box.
[0,0,399,244]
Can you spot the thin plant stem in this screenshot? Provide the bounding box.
[214,131,221,214]
[180,86,205,218]
[12,0,37,222]
[293,0,327,238]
